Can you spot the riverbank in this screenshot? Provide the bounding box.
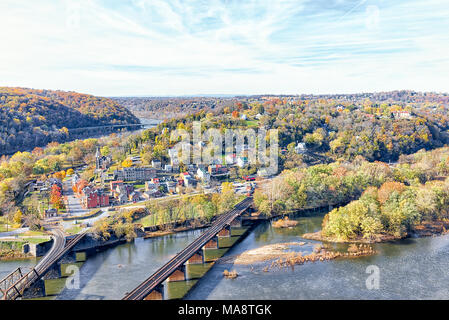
[0,250,34,261]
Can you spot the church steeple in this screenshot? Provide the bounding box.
[96,146,101,170]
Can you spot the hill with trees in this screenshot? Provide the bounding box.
[0,87,139,155]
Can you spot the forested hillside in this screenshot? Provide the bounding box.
[0,87,139,155]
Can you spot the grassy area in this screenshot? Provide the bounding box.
[66,225,83,235]
[0,224,16,233]
[63,209,102,221]
[245,120,259,127]
[17,230,48,237]
[26,237,51,244]
[137,214,157,227]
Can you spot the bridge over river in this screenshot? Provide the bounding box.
[123,197,254,300]
[0,230,86,300]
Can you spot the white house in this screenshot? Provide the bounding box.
[295,142,306,154]
[257,168,270,177]
[196,168,211,182]
[226,154,236,165]
[237,156,248,168]
[151,160,161,169]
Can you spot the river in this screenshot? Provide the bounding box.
[3,212,449,299]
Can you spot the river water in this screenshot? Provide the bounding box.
[3,212,449,299]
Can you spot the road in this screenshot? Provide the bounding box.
[0,228,29,238]
[63,179,89,217]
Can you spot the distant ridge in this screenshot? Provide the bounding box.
[0,87,140,155]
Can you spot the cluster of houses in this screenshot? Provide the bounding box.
[72,174,110,209]
[110,180,140,204]
[32,177,62,193]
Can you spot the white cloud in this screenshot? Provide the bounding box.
[0,0,448,96]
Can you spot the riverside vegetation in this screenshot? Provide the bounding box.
[255,147,449,243]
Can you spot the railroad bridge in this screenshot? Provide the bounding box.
[123,197,254,300]
[0,230,87,300]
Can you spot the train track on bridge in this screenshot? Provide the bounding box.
[1,230,86,300]
[123,197,253,300]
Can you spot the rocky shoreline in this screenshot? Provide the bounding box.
[0,249,34,261]
[218,242,376,267]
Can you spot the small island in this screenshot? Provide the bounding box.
[303,181,449,243]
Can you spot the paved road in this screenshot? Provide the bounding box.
[0,228,29,238]
[64,180,88,217]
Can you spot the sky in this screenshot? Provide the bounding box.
[0,0,448,96]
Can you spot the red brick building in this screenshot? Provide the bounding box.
[80,186,110,209]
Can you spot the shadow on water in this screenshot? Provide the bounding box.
[56,248,115,300]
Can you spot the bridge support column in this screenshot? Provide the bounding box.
[202,236,219,250]
[22,279,46,299]
[186,250,204,265]
[42,263,61,280]
[217,225,231,237]
[143,284,164,300]
[230,216,243,228]
[167,265,187,282]
[59,251,77,264]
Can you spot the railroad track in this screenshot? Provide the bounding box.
[123,197,253,300]
[2,230,86,300]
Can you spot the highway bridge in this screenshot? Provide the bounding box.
[123,197,253,300]
[0,229,86,300]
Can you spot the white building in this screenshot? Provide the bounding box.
[151,160,162,169]
[295,142,306,154]
[226,154,236,165]
[237,157,248,168]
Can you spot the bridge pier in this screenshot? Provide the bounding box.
[42,263,61,280]
[202,236,219,250]
[167,265,187,282]
[22,279,46,300]
[186,250,204,265]
[143,284,164,300]
[59,251,77,264]
[217,225,231,237]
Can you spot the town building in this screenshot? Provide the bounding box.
[113,167,156,181]
[197,168,211,182]
[295,142,307,154]
[143,189,163,199]
[208,164,229,176]
[151,160,162,169]
[80,186,109,209]
[95,147,112,170]
[44,208,58,218]
[165,181,177,193]
[226,154,236,165]
[129,191,141,203]
[236,157,248,168]
[145,181,158,191]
